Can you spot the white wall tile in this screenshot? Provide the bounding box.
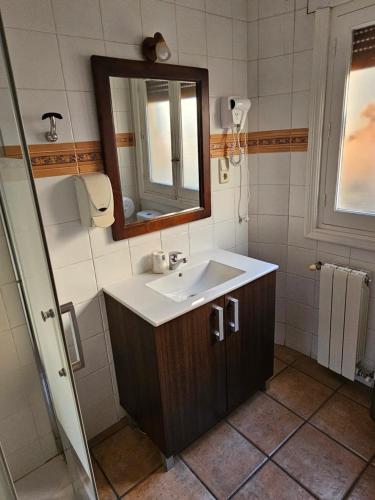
[286,301,314,333]
[104,41,142,59]
[6,29,64,90]
[292,90,310,128]
[12,325,34,367]
[232,0,248,20]
[0,236,15,285]
[207,14,233,59]
[285,325,312,355]
[0,294,10,333]
[259,0,294,18]
[54,260,98,304]
[289,185,306,217]
[258,152,290,184]
[257,243,287,270]
[67,91,100,141]
[1,0,55,32]
[208,57,233,96]
[247,0,258,21]
[247,21,258,61]
[1,284,25,328]
[288,216,316,250]
[293,50,313,92]
[259,54,293,96]
[75,333,108,379]
[176,6,206,56]
[214,220,236,250]
[45,221,91,269]
[247,61,258,97]
[52,0,103,39]
[89,227,129,258]
[212,189,235,222]
[233,20,247,60]
[294,8,314,52]
[129,236,161,274]
[189,224,215,254]
[100,0,142,44]
[59,36,105,91]
[259,13,294,58]
[176,0,205,9]
[94,248,132,288]
[290,152,307,185]
[141,0,177,50]
[287,246,316,279]
[232,60,247,95]
[258,185,289,215]
[0,330,19,376]
[161,230,190,257]
[35,176,79,226]
[206,0,231,17]
[257,215,288,244]
[286,273,315,306]
[259,93,291,130]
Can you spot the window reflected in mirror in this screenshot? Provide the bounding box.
[110,76,200,225]
[336,25,375,215]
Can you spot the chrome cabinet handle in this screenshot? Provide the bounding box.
[212,304,224,341]
[227,297,239,332]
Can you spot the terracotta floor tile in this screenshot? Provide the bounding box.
[338,381,372,408]
[310,393,375,460]
[125,457,213,499]
[227,392,303,455]
[273,357,287,377]
[273,424,365,500]
[274,345,302,364]
[292,355,344,389]
[348,466,375,499]
[92,462,117,500]
[181,421,266,499]
[92,426,161,496]
[267,367,333,418]
[233,461,314,499]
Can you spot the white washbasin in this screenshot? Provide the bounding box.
[146,260,245,302]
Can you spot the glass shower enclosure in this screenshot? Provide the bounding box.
[0,12,97,500]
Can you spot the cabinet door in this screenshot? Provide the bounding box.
[155,297,227,456]
[225,272,276,411]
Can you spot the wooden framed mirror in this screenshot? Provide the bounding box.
[91,56,211,240]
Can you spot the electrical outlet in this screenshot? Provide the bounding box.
[219,158,229,184]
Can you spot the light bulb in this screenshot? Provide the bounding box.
[155,40,171,61]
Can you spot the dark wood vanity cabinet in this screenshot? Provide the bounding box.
[104,271,276,458]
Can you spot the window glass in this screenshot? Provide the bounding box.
[146,80,173,186]
[180,83,199,191]
[336,25,375,215]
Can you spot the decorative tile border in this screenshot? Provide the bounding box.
[3,129,308,178]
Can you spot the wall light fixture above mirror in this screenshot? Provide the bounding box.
[91,56,210,240]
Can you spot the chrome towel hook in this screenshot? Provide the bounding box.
[42,112,62,142]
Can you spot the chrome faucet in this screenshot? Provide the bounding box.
[169,251,187,271]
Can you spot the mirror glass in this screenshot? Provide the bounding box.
[110,76,201,225]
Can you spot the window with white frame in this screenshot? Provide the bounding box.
[306,0,375,250]
[130,78,200,210]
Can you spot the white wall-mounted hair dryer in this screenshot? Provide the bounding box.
[221,96,252,223]
[221,97,251,167]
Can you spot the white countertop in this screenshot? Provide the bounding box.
[103,249,278,327]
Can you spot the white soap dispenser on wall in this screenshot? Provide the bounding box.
[74,172,115,228]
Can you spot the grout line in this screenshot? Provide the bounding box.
[176,454,219,499]
[118,463,161,498]
[91,455,120,499]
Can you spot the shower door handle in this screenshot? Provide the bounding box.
[60,302,85,372]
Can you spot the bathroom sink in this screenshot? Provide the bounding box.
[146,260,245,302]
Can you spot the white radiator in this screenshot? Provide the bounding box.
[317,264,370,380]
